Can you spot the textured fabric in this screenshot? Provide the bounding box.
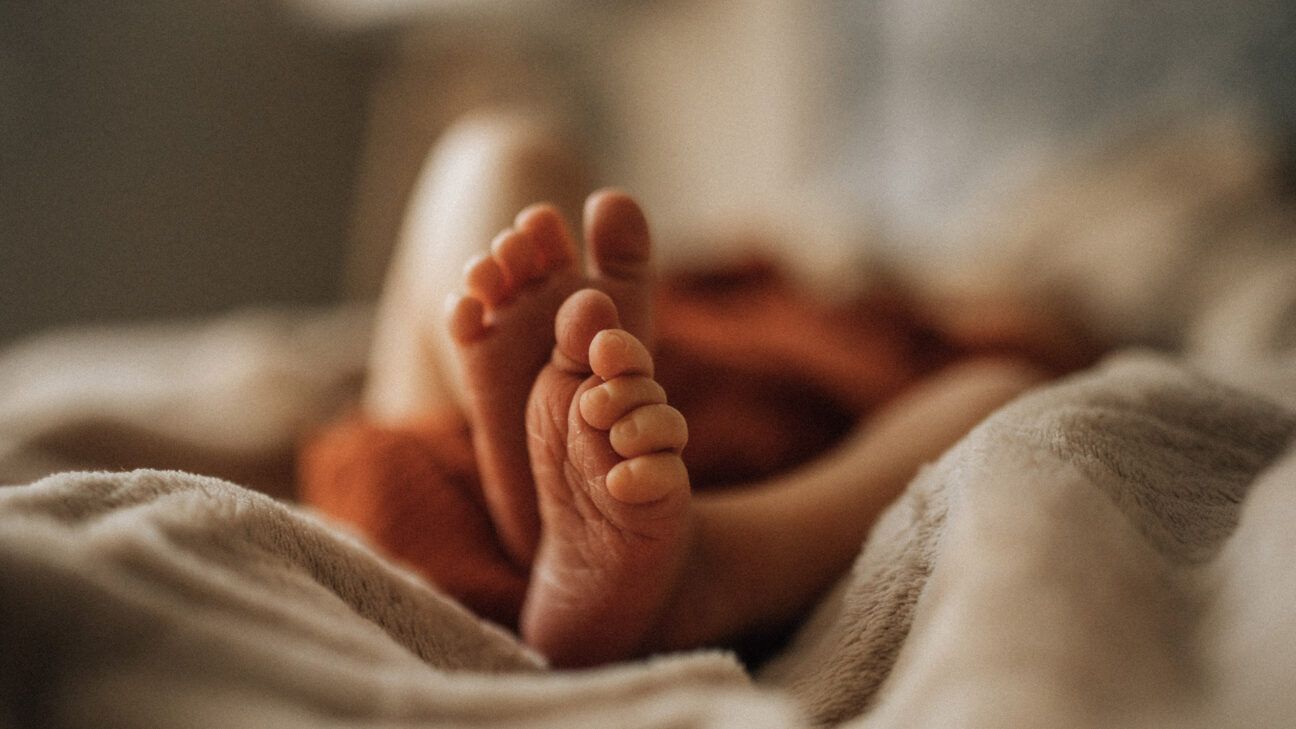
[3,114,1296,727]
[759,353,1296,726]
[4,354,1296,728]
[0,469,789,729]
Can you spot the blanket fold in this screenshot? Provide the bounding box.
[760,353,1296,727]
[0,469,794,728]
[4,353,1295,728]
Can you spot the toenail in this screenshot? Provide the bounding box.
[580,387,609,418]
[601,331,628,356]
[591,329,653,379]
[607,454,688,504]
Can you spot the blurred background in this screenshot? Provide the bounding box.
[3,0,1295,344]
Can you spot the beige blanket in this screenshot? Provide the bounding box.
[3,116,1296,727]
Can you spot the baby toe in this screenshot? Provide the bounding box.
[464,254,508,307]
[609,403,687,458]
[584,189,651,282]
[552,289,620,374]
[491,228,544,288]
[578,376,666,430]
[606,453,689,504]
[589,329,653,380]
[516,203,576,272]
[445,293,487,344]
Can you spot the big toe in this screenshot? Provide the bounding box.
[584,189,650,282]
[552,289,620,374]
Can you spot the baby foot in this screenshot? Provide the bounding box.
[447,191,654,568]
[363,110,587,424]
[521,289,692,667]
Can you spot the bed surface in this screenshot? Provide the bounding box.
[3,116,1295,728]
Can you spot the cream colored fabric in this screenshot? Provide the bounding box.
[3,354,1293,728]
[3,115,1296,727]
[0,469,789,728]
[761,353,1296,727]
[0,306,372,496]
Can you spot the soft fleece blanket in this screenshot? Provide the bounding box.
[3,116,1296,728]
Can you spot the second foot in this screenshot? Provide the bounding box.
[521,289,692,667]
